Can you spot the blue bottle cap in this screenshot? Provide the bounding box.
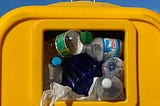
[51,56,62,67]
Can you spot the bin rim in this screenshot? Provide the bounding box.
[0,1,160,50]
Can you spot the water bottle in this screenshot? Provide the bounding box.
[101,57,124,79]
[62,71,77,91]
[62,59,86,95]
[55,30,93,58]
[48,56,63,83]
[82,37,123,62]
[78,53,102,78]
[63,64,81,83]
[61,53,102,96]
[76,78,93,96]
[95,76,124,101]
[62,63,85,94]
[65,53,102,79]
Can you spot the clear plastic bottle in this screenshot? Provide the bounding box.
[55,30,93,58]
[101,57,124,79]
[82,37,123,62]
[48,56,63,83]
[96,76,124,101]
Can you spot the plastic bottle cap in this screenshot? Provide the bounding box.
[80,31,93,44]
[102,78,112,89]
[51,56,62,67]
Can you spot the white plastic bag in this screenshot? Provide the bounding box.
[40,77,99,106]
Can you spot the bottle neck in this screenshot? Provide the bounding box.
[81,44,90,54]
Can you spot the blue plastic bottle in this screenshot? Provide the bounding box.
[76,54,103,78]
[61,53,103,96]
[63,66,80,83]
[69,62,87,79]
[62,66,86,95]
[61,71,76,91]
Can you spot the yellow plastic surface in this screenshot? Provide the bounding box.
[132,21,160,106]
[0,1,160,106]
[35,19,137,106]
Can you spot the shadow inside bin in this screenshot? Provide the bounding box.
[65,100,74,106]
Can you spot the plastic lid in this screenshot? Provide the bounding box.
[102,78,112,89]
[80,31,93,44]
[51,56,62,67]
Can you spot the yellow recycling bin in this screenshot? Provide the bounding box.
[0,1,160,106]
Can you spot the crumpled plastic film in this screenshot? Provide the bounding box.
[40,77,99,106]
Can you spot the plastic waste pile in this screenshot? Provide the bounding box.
[41,30,125,106]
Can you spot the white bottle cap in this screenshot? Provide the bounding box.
[102,78,112,89]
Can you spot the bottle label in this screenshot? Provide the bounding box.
[102,38,119,60]
[55,33,72,57]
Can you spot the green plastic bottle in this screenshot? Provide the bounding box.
[55,30,93,58]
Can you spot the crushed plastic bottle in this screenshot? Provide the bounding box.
[48,56,63,83]
[95,76,124,101]
[61,53,102,96]
[101,57,124,78]
[62,71,77,91]
[82,37,123,62]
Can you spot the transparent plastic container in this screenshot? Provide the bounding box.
[95,76,124,101]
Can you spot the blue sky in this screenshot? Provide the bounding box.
[0,0,160,16]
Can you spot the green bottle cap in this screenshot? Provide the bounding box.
[80,31,93,44]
